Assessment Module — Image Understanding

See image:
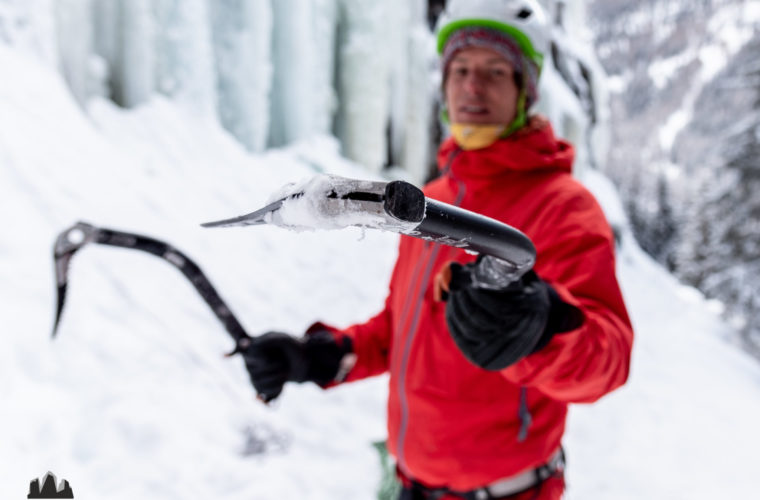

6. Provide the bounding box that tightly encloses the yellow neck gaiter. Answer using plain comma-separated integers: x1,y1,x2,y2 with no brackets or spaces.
450,123,507,150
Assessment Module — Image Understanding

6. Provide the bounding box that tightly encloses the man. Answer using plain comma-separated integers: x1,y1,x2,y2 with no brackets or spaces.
242,1,633,498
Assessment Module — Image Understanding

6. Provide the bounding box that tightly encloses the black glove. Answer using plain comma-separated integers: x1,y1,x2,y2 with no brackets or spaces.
445,261,583,371
241,330,352,402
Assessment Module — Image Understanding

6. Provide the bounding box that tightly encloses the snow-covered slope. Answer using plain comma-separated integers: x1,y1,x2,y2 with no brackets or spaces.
588,0,760,354
2,45,759,500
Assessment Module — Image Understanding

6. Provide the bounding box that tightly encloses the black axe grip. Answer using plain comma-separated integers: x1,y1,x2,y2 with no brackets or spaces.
383,180,536,276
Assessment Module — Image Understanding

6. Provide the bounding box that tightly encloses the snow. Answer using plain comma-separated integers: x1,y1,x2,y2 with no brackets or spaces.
3,16,760,500
536,51,591,175
251,174,420,234
569,177,760,499
604,73,629,94
577,168,628,232
0,43,394,500
0,0,58,65
656,1,760,152
648,50,695,90
660,108,692,151
580,256,760,498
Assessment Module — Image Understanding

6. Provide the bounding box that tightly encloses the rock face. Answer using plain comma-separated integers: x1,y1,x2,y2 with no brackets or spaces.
588,0,760,355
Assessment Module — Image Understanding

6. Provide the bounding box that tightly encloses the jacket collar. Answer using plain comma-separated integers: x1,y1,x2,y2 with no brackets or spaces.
438,116,575,182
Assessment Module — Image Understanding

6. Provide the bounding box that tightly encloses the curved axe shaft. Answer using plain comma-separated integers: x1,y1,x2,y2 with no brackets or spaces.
52,221,253,355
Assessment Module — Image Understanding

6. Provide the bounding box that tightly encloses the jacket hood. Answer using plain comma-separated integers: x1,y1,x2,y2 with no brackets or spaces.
438,116,575,181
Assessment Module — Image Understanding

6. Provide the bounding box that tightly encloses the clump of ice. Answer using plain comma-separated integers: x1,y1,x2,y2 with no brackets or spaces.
262,175,336,232
264,174,420,234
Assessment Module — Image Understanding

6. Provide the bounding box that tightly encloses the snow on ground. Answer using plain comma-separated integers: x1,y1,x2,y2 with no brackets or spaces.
2,45,760,500
566,243,760,499
0,44,394,500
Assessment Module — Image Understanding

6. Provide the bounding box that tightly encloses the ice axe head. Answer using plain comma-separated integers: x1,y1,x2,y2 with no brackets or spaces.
52,222,99,337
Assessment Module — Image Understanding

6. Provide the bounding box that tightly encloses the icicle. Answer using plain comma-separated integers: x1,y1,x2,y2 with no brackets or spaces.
153,0,216,118
268,0,317,147
113,0,155,107
210,0,273,152
334,0,392,172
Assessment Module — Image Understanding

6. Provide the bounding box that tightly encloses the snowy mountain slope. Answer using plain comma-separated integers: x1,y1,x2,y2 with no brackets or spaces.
2,44,760,500
567,171,760,498
589,0,760,356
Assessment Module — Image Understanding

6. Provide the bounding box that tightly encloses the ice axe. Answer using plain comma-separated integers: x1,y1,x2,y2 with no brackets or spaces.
52,176,535,402
202,174,537,289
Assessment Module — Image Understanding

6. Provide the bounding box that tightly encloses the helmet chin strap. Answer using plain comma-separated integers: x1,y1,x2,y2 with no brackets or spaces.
500,57,530,138
502,88,528,136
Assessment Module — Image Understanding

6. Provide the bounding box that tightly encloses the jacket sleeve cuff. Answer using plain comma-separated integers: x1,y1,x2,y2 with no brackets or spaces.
530,282,585,354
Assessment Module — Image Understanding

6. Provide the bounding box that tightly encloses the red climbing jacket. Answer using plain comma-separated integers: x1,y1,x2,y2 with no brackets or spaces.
321,118,633,493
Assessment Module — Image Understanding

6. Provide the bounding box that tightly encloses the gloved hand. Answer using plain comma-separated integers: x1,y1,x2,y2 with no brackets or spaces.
445,259,583,371
241,330,352,402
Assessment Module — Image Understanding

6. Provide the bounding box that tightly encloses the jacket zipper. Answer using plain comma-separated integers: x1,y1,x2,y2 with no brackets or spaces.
395,149,464,474
517,387,532,442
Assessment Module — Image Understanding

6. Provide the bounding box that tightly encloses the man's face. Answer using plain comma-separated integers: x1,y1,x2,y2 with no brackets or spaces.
444,47,520,125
